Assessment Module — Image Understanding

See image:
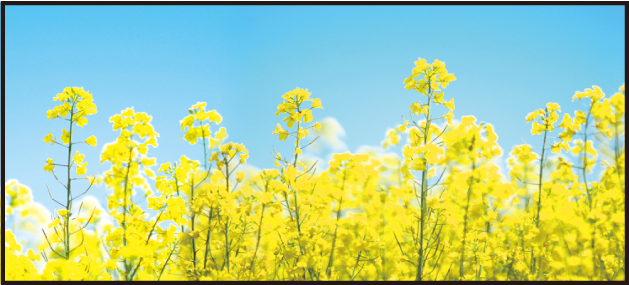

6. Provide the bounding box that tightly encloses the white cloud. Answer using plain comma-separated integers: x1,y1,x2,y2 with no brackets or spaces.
306,117,348,154
297,153,328,175
355,144,401,162
236,163,262,181
74,195,114,233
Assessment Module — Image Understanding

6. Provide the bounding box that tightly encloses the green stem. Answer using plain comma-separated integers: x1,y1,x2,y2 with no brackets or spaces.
327,173,346,278
293,118,304,241
191,178,197,275
459,159,476,279
582,104,593,210
65,107,74,260
122,145,134,281
415,79,433,281
128,212,163,280
200,121,208,171
531,110,549,275
204,207,214,269
292,107,311,280
536,121,548,229
582,104,596,278
158,243,177,281
223,156,231,273
381,191,387,280
249,179,270,280
173,163,185,234
350,234,367,280
613,123,623,194
477,221,491,280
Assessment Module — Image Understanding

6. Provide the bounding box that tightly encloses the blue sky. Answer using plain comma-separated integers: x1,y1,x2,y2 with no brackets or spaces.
5,5,625,225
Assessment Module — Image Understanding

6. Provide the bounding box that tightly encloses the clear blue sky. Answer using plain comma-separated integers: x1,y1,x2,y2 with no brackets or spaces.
5,5,625,220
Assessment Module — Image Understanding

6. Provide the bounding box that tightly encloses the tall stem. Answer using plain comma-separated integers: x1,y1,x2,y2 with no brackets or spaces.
415,80,432,281
531,116,549,275
293,116,303,238
197,118,208,170
65,107,74,260
350,234,367,280
204,207,214,270
327,173,346,278
531,109,549,274
223,156,231,272
613,123,622,192
198,118,209,273
536,116,549,229
460,159,476,279
122,145,134,280
582,105,593,211
249,198,267,279
381,190,387,280
191,178,197,274
292,107,310,280
582,105,597,278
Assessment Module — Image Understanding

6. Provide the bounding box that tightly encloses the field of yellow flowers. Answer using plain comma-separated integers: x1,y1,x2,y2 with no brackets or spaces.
4,57,625,281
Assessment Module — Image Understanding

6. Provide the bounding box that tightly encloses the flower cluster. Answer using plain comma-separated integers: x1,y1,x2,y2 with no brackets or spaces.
5,61,625,281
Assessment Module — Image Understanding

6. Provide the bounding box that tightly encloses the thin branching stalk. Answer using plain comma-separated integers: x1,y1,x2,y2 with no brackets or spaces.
582,104,598,278
64,106,75,260
204,207,215,270
350,234,367,280
415,80,432,281
122,145,134,280
249,178,270,280
223,156,231,273
531,110,550,275
190,178,198,275
327,172,346,278
128,212,164,280
460,138,476,279
158,241,179,281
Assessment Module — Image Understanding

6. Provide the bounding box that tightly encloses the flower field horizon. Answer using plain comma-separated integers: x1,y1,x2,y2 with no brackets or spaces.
5,57,625,280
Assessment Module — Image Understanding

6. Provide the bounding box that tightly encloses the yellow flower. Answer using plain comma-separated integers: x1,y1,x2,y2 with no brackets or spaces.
191,101,207,112
283,110,300,128
209,127,228,149
180,115,195,131
44,158,55,173
148,196,166,211
444,98,455,111
511,145,536,164
76,162,88,176
531,121,544,135
48,218,61,228
551,141,569,154
158,162,172,174
43,132,55,144
236,172,245,183
73,151,85,165
272,124,290,141
75,116,88,127
57,209,69,217
546,102,561,112
525,110,541,123
27,249,41,261
207,110,223,123
314,122,322,131
444,110,454,124
61,128,72,144
398,120,410,132
85,135,97,147
311,98,323,109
